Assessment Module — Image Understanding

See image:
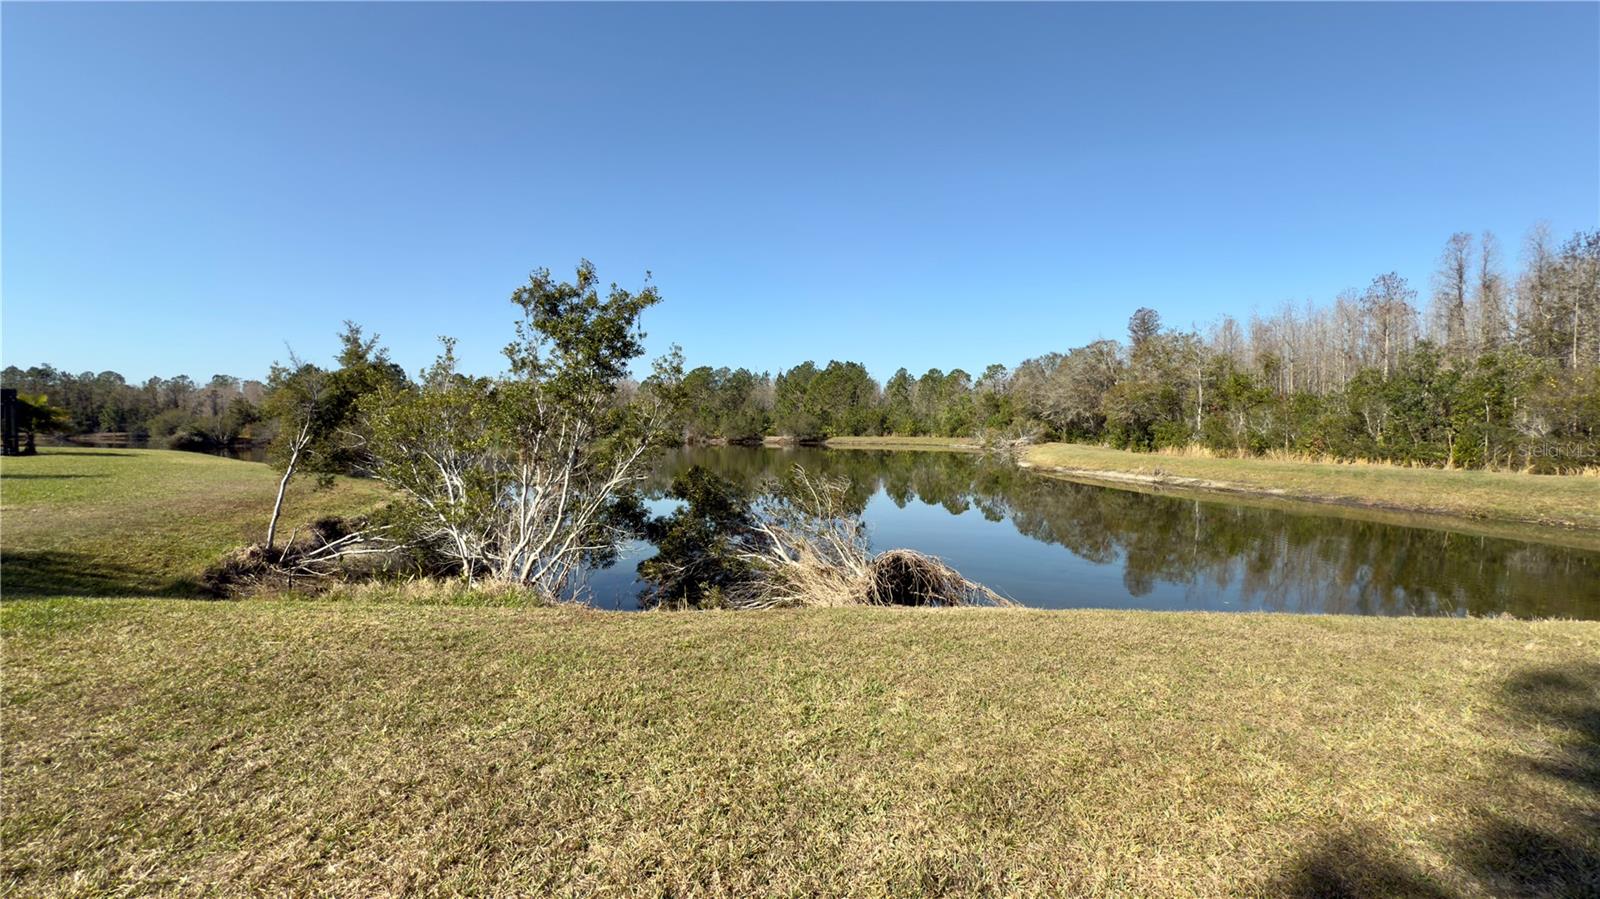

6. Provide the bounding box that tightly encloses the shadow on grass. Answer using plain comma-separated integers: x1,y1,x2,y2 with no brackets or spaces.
1270,663,1600,898
1271,829,1453,898
24,448,139,457
0,550,203,598
1,473,110,480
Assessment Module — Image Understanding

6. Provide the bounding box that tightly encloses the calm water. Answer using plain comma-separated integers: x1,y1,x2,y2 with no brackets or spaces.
587,446,1600,618
52,436,268,462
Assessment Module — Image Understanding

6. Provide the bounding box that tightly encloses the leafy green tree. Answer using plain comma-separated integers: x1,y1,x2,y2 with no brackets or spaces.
363,261,683,596
807,361,881,436
1452,348,1534,468
1127,307,1162,350
882,368,918,435
773,361,822,439
12,393,70,454
718,368,772,440
914,368,947,434
936,369,976,437
261,323,405,548
1202,362,1272,454
973,363,1016,432
1383,343,1461,465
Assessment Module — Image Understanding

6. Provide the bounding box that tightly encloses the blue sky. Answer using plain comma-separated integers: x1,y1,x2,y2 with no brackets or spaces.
3,2,1596,383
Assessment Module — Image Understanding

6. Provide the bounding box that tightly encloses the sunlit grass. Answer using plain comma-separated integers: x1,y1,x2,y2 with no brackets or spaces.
0,448,385,596
4,600,1597,896
822,435,982,452
1024,442,1600,532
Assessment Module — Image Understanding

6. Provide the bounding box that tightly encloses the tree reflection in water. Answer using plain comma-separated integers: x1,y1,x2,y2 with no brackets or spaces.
633,446,1600,619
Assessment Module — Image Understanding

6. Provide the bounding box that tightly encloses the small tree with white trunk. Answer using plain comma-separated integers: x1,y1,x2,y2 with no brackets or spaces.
362,261,683,599
262,324,404,550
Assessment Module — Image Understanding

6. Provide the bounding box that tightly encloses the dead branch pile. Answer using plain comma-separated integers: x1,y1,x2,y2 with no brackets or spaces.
863,548,1010,607
728,467,1013,610
979,426,1043,461
201,517,395,597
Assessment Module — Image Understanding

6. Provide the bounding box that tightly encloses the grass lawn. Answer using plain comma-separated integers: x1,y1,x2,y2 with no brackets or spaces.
823,435,983,452
0,448,385,597
1024,442,1600,533
4,602,1598,897
3,447,1598,896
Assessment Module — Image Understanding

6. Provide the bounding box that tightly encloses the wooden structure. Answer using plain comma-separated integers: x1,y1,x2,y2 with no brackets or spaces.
1,388,18,456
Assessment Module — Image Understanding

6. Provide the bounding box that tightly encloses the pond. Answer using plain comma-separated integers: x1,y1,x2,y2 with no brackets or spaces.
586,445,1600,618
51,436,268,463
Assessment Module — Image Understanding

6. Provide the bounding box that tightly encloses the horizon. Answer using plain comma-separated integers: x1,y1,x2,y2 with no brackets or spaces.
4,2,1597,383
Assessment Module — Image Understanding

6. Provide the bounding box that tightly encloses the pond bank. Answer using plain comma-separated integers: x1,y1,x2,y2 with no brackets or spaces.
1021,442,1600,536
742,435,983,451
817,435,983,452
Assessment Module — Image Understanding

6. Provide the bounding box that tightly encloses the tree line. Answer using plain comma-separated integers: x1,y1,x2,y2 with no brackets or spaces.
9,250,1592,602
5,224,1596,471
667,226,1598,470
0,366,267,451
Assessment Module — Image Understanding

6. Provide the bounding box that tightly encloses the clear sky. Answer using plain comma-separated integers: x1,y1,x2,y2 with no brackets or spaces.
3,2,1597,384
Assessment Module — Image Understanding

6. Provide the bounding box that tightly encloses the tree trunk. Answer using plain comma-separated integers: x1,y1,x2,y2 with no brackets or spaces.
265,443,300,550
266,418,312,550
1573,302,1581,369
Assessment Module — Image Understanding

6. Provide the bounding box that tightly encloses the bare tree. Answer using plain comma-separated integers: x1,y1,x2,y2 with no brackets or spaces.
1516,223,1558,358
261,353,329,550
1430,232,1473,359
1362,272,1417,378
1209,315,1247,366
1556,230,1600,368
1473,230,1509,353
1333,290,1364,388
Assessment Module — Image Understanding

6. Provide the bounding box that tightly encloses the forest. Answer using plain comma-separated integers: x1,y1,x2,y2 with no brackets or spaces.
665,226,1600,471
0,368,264,451
6,226,1597,471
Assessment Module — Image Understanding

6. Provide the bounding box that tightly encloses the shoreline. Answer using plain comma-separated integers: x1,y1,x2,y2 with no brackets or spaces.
1021,442,1600,541
815,435,982,452
692,436,1600,543
1018,460,1600,552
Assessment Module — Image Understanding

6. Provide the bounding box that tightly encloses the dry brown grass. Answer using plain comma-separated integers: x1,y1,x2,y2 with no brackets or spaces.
1024,442,1600,533
1153,443,1600,476
821,435,982,452
3,600,1597,897
732,468,1012,609
315,576,550,607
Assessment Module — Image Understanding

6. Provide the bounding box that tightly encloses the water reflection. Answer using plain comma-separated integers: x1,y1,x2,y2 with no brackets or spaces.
613,446,1600,619
50,436,268,463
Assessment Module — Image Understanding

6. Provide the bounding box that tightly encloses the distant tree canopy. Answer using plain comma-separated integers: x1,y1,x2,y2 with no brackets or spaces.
0,365,265,450
655,226,1600,471
6,225,1596,471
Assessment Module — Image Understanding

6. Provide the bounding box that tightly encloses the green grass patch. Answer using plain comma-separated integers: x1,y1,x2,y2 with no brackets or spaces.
3,600,1597,896
823,435,980,452
1024,442,1600,533
0,449,385,597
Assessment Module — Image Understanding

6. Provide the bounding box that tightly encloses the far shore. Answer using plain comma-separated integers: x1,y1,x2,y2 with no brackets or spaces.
1020,442,1600,539
729,436,1600,542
